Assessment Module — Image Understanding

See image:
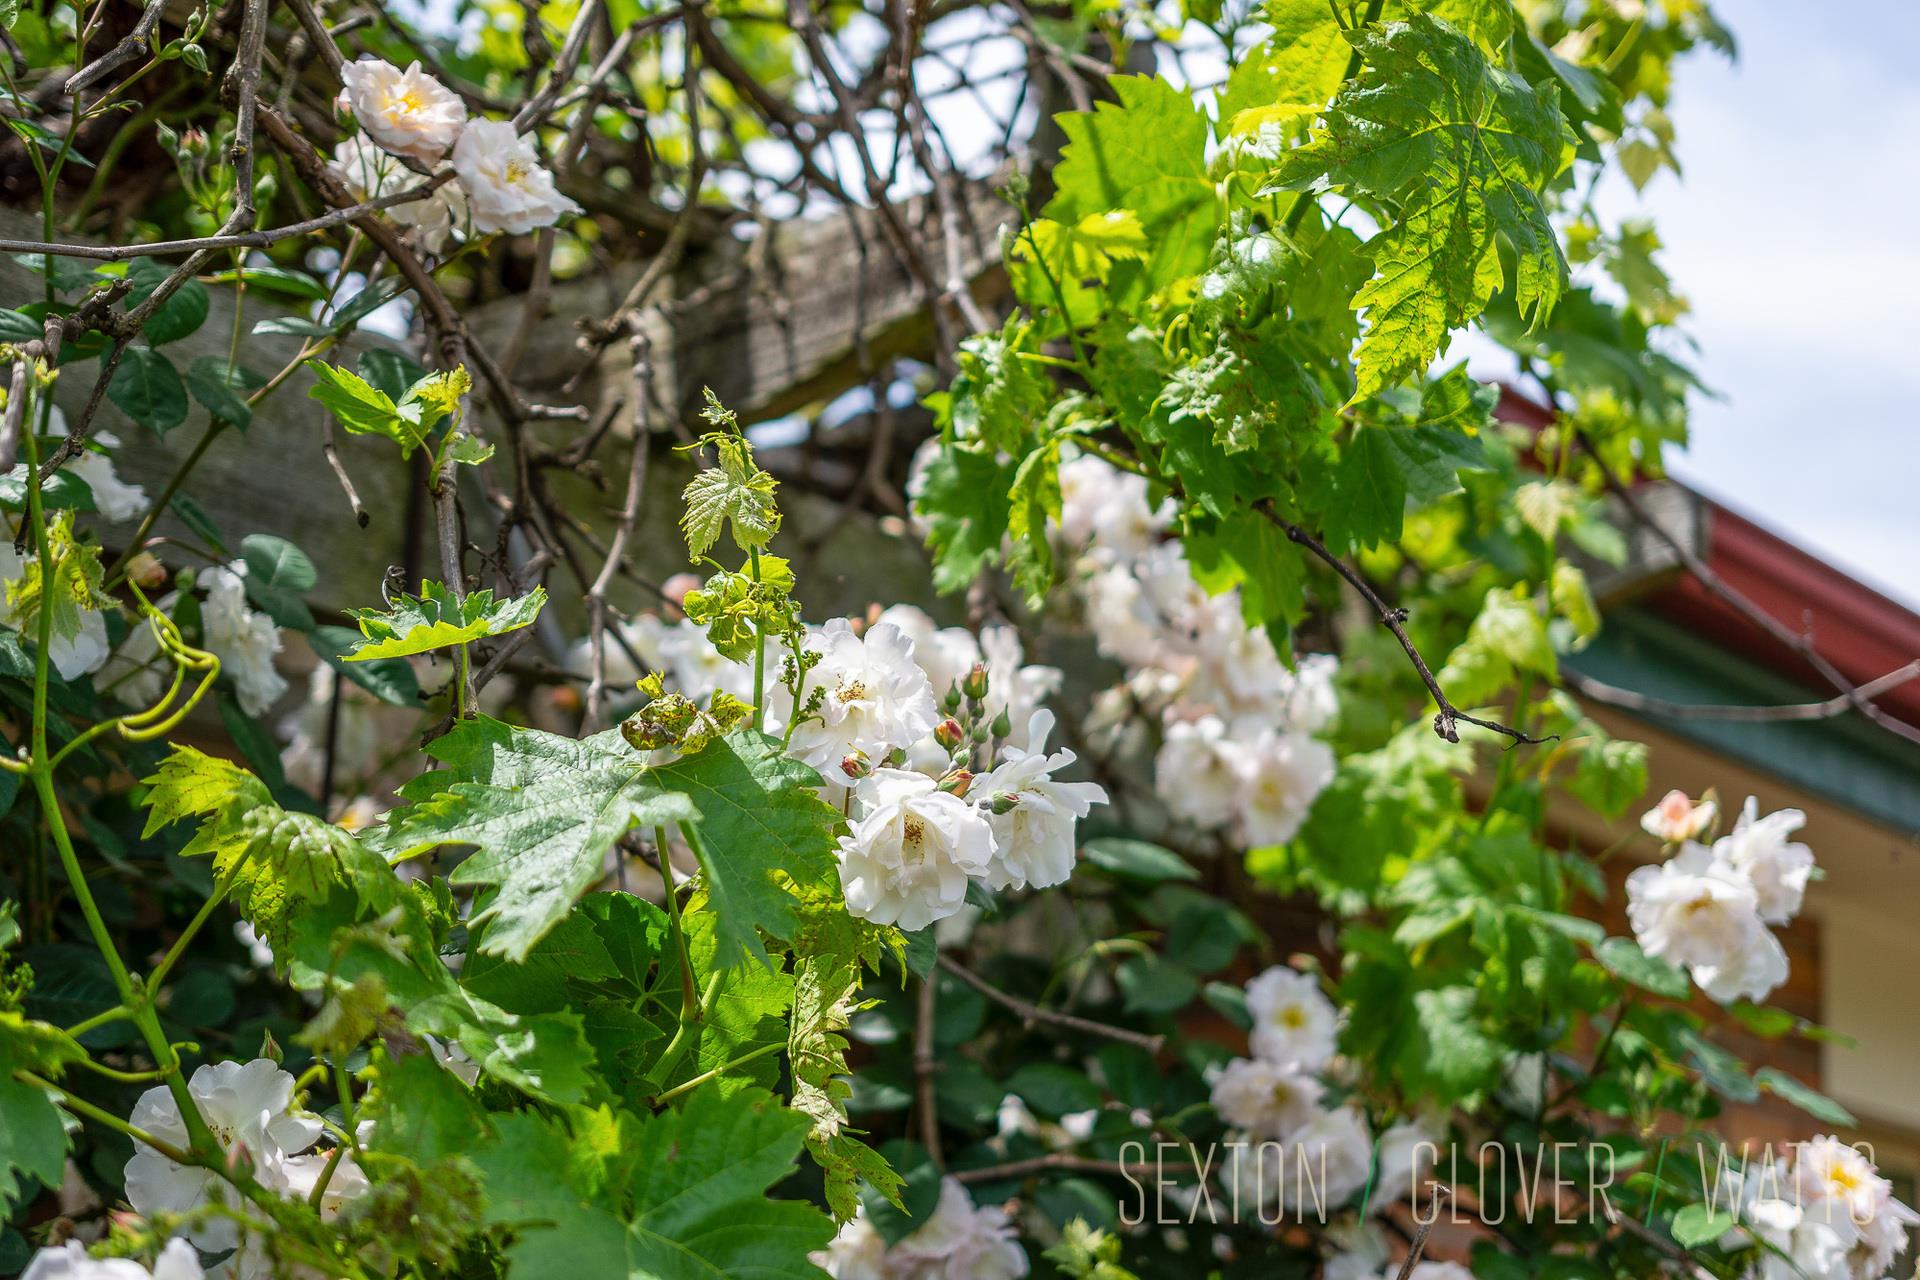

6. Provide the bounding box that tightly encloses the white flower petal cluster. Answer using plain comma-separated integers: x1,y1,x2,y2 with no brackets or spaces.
340,57,466,163
974,710,1107,891
1721,1138,1918,1280
278,663,387,797
837,768,994,930
452,119,583,236
337,58,576,238
1626,796,1814,1004
786,620,941,786
1245,965,1339,1069
1052,454,1339,847
124,1060,326,1251
328,133,469,254
812,1177,1028,1280
201,566,287,716
1225,1105,1373,1217
21,1239,203,1280
1209,1055,1324,1138
1715,797,1816,924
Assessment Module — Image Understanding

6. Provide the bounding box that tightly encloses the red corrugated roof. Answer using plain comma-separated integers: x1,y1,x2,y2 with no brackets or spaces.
1494,387,1920,730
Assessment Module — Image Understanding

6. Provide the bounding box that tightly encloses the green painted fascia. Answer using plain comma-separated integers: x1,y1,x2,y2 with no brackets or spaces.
1568,607,1920,835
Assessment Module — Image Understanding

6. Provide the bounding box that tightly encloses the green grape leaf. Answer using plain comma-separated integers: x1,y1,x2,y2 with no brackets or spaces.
651,733,842,970
1217,0,1349,126
473,1085,833,1280
790,954,901,1222
0,1009,86,1208
912,444,1016,594
304,359,436,457
373,723,834,967
140,746,399,945
1276,15,1569,398
626,1084,836,1277
680,434,781,558
370,717,700,962
311,624,421,706
344,582,545,661
1047,75,1218,289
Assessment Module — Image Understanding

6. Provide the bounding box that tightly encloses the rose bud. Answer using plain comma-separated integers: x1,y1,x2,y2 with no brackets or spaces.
961,663,989,701
933,718,965,751
937,769,973,798
840,750,872,781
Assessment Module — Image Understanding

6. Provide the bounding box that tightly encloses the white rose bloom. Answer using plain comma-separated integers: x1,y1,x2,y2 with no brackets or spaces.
452,118,581,235
1245,965,1339,1070
1791,1136,1919,1278
268,1145,370,1220
1714,797,1816,925
1277,1106,1374,1214
328,133,467,254
1081,563,1162,669
786,620,939,786
0,539,110,680
1278,653,1340,735
876,604,980,697
1721,1192,1852,1280
1154,715,1240,829
66,430,149,523
1625,843,1787,1003
892,1178,1029,1280
1640,788,1718,844
975,710,1107,891
201,566,286,716
1209,1056,1323,1140
836,769,994,930
125,1059,323,1251
1372,1119,1438,1211
21,1239,204,1280
1055,454,1170,563
810,1207,895,1280
1232,726,1335,848
1321,1218,1391,1280
340,57,466,164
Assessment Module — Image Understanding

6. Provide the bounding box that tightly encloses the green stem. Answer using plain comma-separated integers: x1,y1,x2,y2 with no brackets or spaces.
749,548,766,732
20,426,218,1157
656,826,697,1018
651,1039,783,1106
453,643,470,719
16,1070,191,1163
146,880,232,993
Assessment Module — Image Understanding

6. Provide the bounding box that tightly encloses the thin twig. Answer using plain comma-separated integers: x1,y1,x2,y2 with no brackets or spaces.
937,954,1167,1053
1563,662,1920,724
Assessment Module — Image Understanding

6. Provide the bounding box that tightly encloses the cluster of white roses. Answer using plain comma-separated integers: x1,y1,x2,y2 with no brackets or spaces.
1207,965,1433,1243
586,594,1103,931
329,58,579,249
1719,1136,1916,1280
18,1059,366,1280
812,1176,1028,1280
1626,791,1816,1004
1050,453,1339,849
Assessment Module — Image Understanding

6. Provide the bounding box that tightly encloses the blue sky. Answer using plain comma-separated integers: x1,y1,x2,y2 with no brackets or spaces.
1585,1,1920,606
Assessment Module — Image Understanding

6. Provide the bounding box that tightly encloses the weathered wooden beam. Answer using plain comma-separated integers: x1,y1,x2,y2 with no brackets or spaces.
467,178,1008,430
